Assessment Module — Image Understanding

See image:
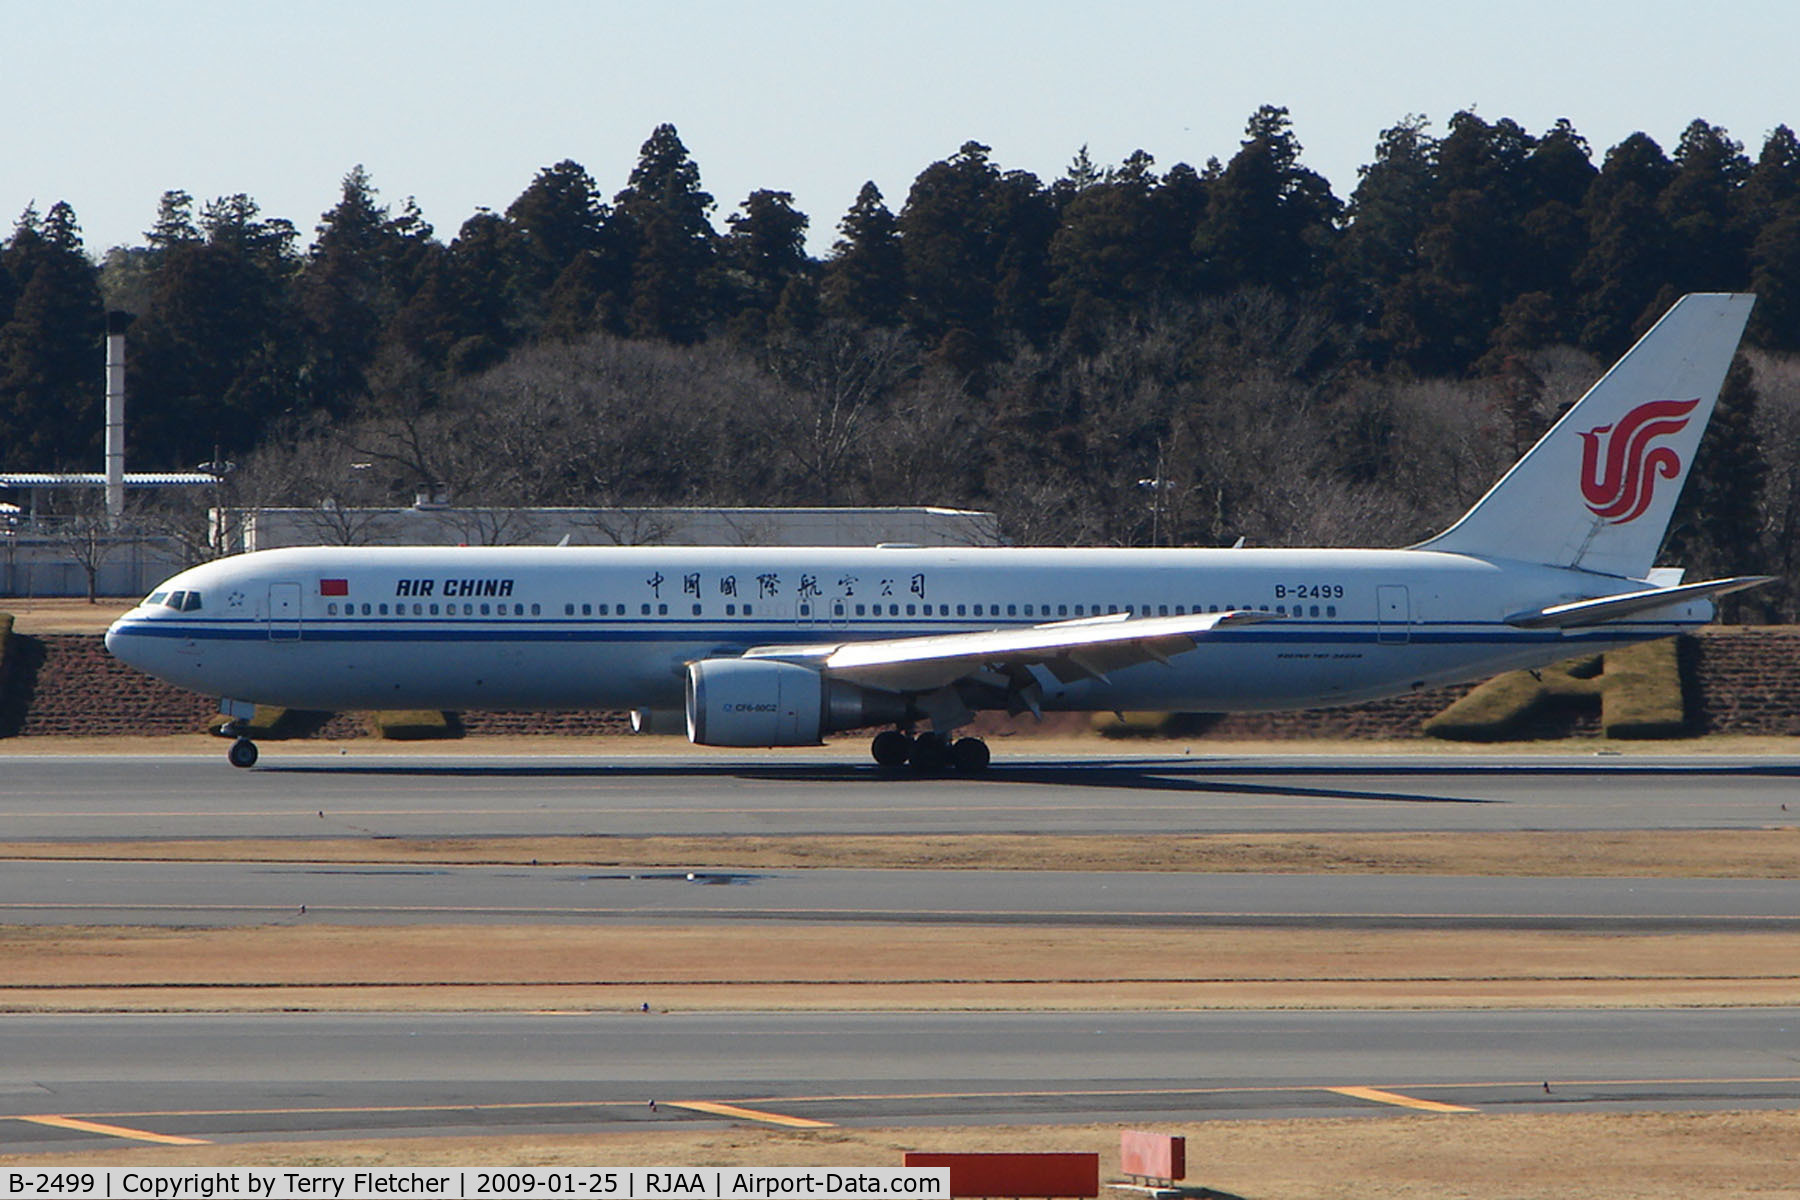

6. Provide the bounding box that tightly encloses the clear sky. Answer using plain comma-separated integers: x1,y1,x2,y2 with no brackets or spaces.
4,0,1797,258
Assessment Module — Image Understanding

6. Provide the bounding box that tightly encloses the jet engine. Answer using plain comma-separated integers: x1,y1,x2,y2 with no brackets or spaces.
685,658,908,747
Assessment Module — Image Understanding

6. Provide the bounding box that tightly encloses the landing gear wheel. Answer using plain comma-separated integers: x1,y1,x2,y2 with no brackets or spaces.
950,736,991,773
227,737,259,769
909,731,950,772
871,729,912,768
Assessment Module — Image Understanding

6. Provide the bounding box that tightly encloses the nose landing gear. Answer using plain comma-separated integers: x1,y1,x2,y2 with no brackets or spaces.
868,729,989,773
226,737,259,768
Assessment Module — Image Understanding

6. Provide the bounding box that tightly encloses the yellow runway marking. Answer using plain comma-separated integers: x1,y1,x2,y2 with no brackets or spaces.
665,1100,833,1128
15,1115,210,1144
1328,1086,1478,1113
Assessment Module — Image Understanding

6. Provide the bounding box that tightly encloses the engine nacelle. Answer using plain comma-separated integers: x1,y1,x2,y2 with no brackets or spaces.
685,658,908,747
630,708,687,735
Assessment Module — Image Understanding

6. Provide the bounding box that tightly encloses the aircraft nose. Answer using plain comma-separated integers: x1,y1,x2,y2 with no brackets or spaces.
103,615,130,661
104,612,150,670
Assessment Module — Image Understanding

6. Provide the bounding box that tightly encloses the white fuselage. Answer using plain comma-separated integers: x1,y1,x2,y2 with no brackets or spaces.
103,544,1712,717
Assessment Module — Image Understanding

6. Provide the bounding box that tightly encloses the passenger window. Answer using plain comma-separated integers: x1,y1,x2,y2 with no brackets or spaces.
956,604,966,616
1326,605,1337,617
430,603,440,615
744,603,754,616
327,602,338,615
692,603,703,615
1058,605,1068,616
905,603,915,615
1074,605,1084,616
1023,604,1033,617
360,603,370,615
379,603,389,615
641,603,651,616
727,603,737,616
481,603,492,616
582,603,592,616
1007,604,1017,616
855,604,865,616
564,603,574,616
657,603,667,615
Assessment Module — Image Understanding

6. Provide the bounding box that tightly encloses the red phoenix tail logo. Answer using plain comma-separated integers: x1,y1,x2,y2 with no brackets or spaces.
1577,397,1700,524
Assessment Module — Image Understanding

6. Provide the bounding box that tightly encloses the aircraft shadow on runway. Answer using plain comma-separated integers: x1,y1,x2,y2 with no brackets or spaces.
258,758,1506,806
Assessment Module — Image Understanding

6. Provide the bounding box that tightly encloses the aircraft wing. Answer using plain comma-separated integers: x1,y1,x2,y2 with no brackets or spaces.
745,609,1279,694
1504,575,1774,629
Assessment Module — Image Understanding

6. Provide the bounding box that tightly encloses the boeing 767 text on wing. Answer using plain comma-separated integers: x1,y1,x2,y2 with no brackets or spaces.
108,294,1769,771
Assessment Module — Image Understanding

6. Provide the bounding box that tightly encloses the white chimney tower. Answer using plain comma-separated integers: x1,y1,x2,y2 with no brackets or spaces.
104,311,132,526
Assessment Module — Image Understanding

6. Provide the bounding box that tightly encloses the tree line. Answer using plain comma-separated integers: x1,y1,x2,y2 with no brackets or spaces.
5,108,1800,616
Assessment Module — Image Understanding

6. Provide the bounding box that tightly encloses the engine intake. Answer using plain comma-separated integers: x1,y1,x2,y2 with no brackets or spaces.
686,658,907,747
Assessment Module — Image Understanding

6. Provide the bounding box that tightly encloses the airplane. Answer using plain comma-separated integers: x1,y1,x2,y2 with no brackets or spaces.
106,293,1770,772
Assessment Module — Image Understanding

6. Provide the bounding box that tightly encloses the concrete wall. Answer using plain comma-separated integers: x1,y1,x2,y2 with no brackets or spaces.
230,506,1004,551
0,535,191,599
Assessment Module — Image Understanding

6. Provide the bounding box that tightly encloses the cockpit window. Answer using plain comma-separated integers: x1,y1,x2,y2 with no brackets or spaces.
165,591,186,610
182,592,203,611
145,591,167,607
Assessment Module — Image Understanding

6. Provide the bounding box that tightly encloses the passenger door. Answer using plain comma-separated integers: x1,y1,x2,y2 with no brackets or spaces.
1376,584,1410,645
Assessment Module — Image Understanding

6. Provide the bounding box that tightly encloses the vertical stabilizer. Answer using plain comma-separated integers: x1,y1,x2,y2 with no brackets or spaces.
1420,293,1754,578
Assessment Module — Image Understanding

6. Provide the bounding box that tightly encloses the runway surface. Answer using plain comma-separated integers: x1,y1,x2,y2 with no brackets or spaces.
5,860,1799,930
4,1009,1798,1152
6,751,1798,1152
6,753,1800,840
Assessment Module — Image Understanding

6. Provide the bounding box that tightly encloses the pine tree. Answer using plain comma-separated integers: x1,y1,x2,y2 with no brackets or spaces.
506,160,608,302
1666,353,1765,613
0,202,105,468
900,141,1003,349
298,166,436,415
1660,120,1752,294
724,188,811,322
1050,149,1164,328
1335,114,1439,326
1575,133,1676,356
613,124,718,344
821,182,905,327
128,193,304,465
1193,105,1341,295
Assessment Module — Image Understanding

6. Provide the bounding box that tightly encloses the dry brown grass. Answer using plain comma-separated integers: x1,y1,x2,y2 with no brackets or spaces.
4,924,1798,1013
1,598,133,635
6,1113,1799,1199
6,828,1798,877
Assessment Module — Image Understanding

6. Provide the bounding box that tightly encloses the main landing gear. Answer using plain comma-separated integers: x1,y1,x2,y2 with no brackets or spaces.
870,729,990,773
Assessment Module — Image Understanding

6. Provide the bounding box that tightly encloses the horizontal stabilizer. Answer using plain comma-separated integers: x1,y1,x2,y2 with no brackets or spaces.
1504,576,1773,629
